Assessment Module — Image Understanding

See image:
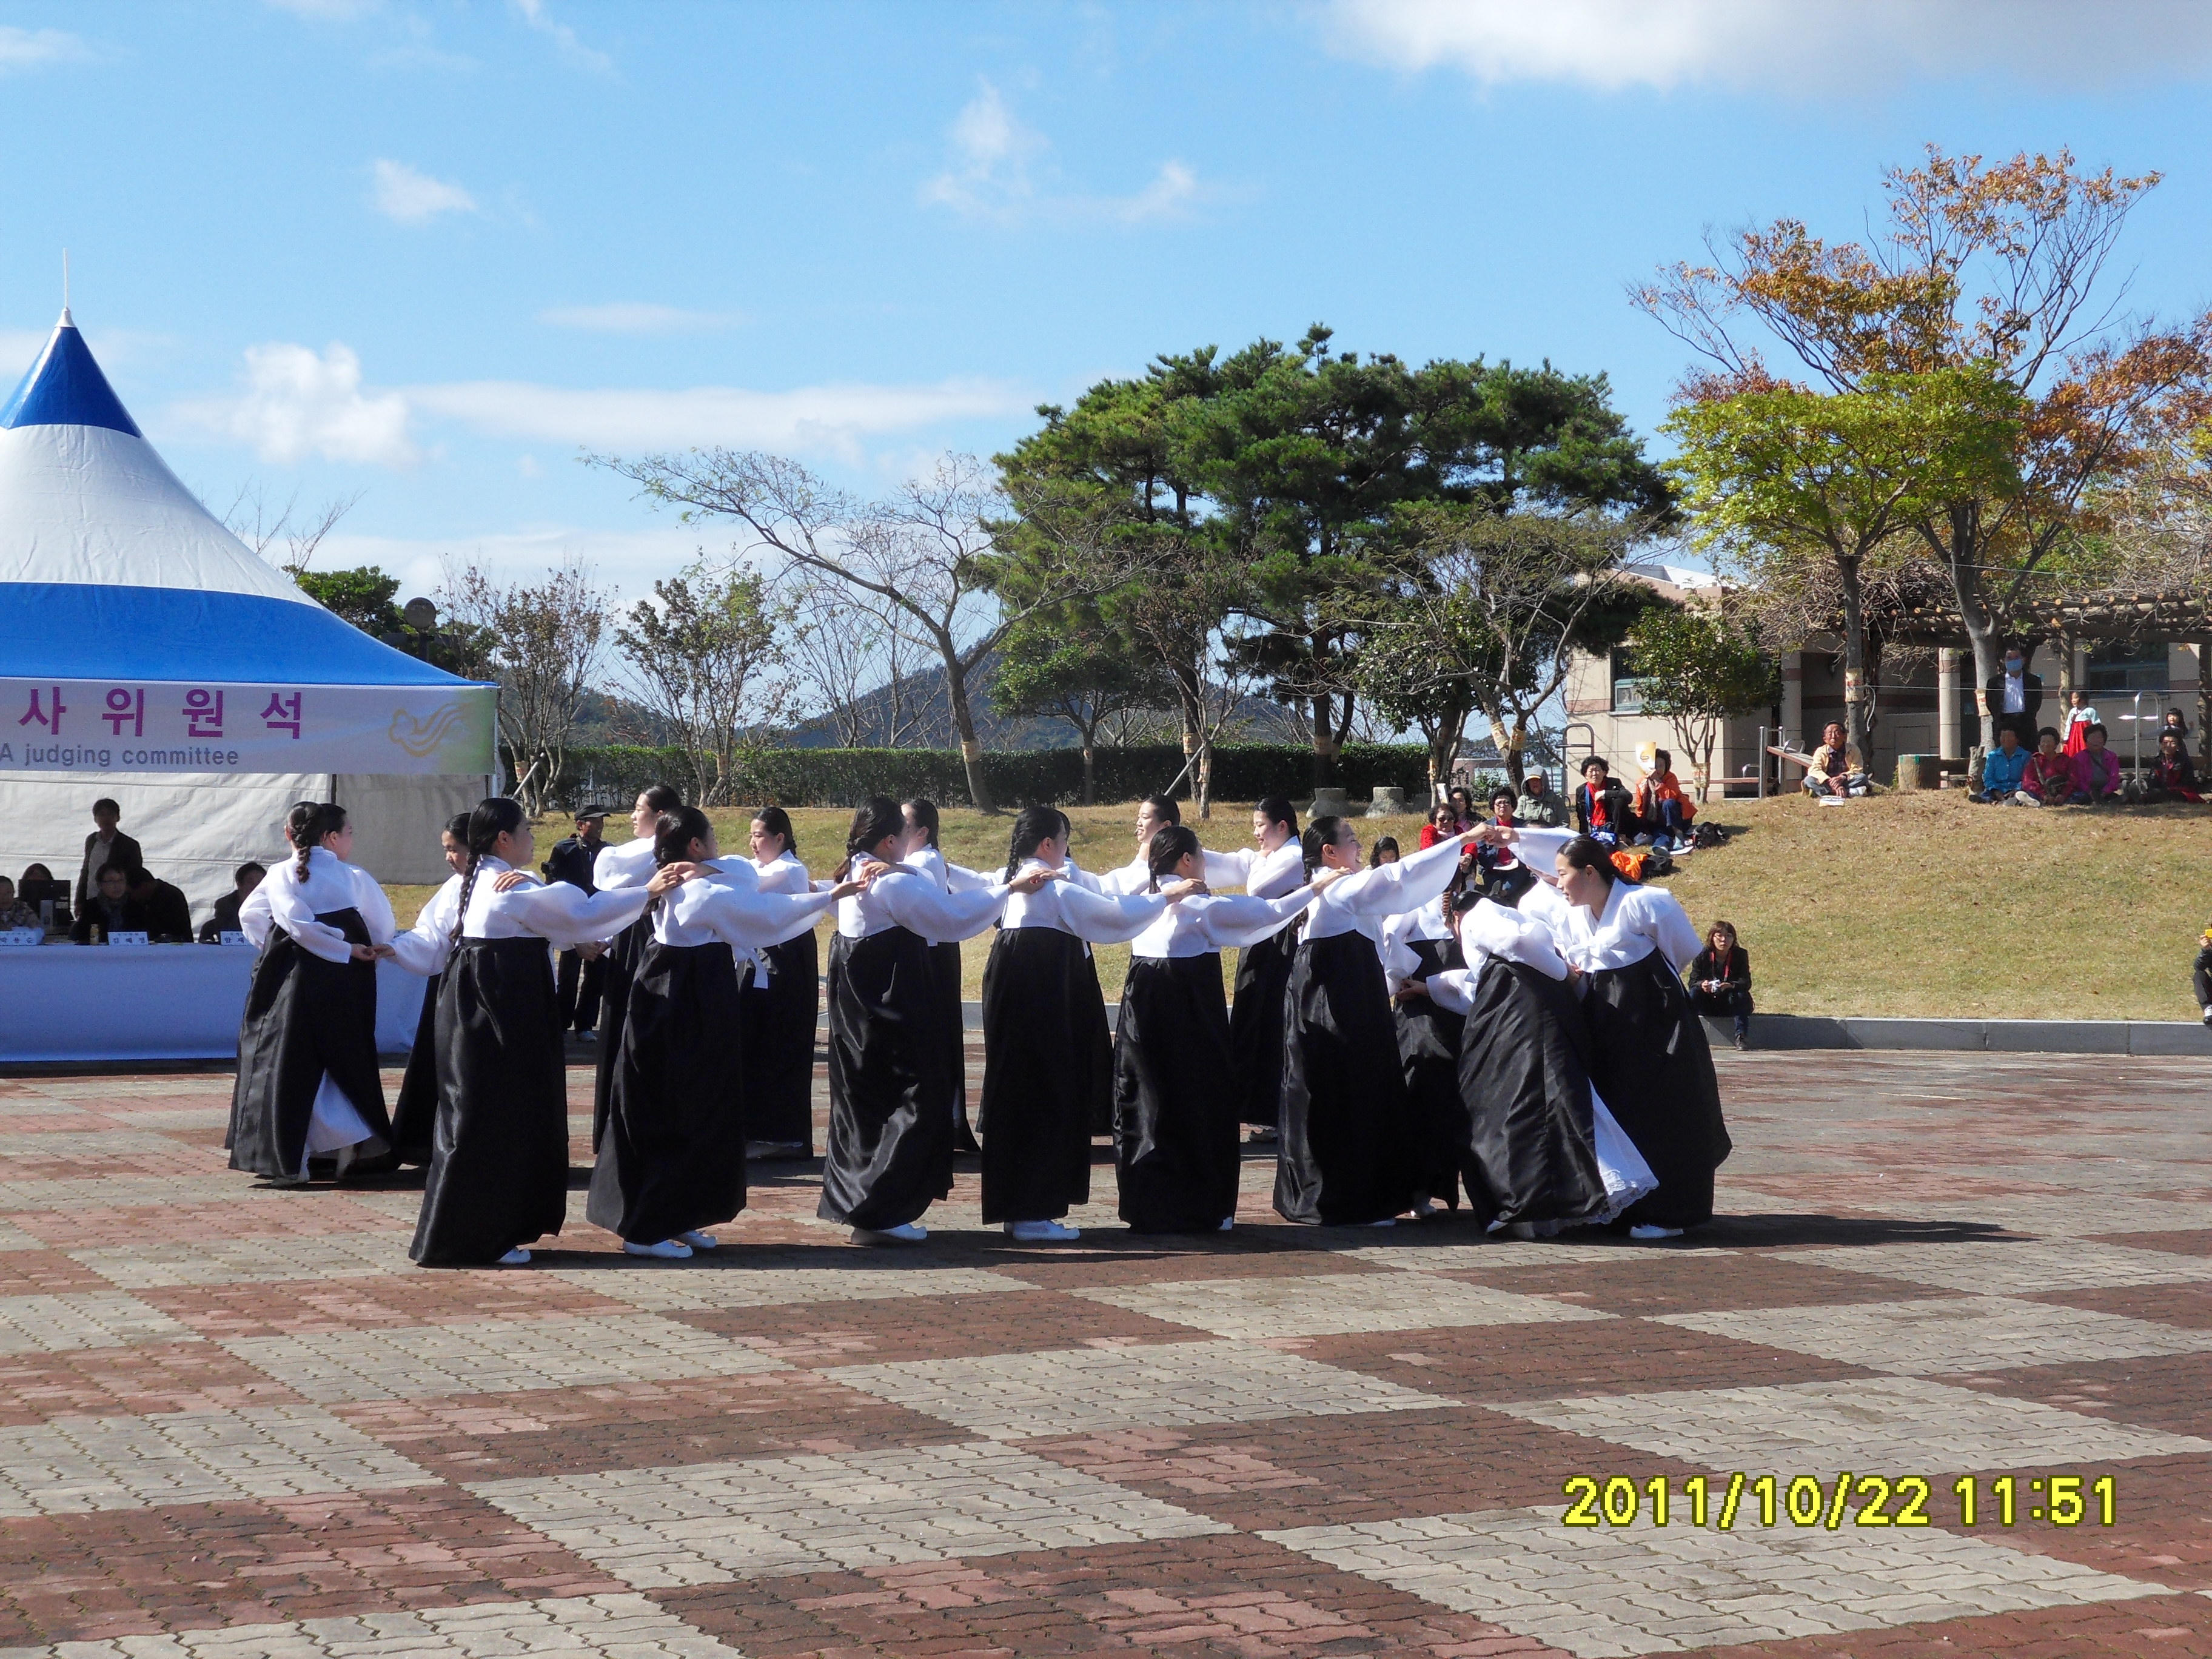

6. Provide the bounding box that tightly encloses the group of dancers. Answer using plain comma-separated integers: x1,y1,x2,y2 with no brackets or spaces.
223,785,1729,1267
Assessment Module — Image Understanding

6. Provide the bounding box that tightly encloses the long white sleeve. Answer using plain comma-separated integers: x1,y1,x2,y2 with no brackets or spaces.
668,879,838,951
262,873,354,964
1196,886,1321,950
1244,842,1307,899
1629,886,1704,974
592,837,658,891
385,877,461,977
1204,846,1255,887
494,879,656,950
1050,880,1171,944
1329,831,1471,919
945,861,992,894
238,882,274,951
1425,967,1477,1016
876,869,1012,942
1461,897,1570,981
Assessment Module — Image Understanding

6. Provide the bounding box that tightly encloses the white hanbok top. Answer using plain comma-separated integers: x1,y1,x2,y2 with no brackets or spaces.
836,865,1012,942
1303,831,1472,943
900,845,993,943
386,857,655,977
1424,897,1572,1016
652,865,838,963
1096,843,1261,896
999,861,1170,944
1378,897,1457,991
254,846,398,965
1129,886,1320,960
592,836,659,891
1535,875,1702,976
751,850,813,896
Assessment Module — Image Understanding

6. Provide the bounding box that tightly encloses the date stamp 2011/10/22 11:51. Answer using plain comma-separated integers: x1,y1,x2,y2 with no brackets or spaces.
1562,1472,2117,1531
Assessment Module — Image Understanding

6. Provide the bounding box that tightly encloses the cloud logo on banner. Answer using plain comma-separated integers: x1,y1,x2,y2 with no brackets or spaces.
389,705,466,757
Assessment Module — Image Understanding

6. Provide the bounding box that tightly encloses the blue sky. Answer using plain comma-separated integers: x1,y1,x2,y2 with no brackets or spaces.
5,0,2212,600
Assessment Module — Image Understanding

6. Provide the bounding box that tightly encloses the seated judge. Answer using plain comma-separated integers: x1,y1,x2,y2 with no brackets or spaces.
0,877,37,931
72,865,132,941
198,862,267,942
16,863,67,925
123,868,193,940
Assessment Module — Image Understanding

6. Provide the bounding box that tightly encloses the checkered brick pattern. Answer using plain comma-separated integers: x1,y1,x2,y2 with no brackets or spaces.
0,1048,2207,1658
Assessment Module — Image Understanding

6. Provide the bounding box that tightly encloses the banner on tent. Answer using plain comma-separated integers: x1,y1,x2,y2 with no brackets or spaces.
0,678,495,776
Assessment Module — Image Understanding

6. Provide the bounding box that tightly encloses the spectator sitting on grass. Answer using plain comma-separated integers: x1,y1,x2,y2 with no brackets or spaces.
1634,749,1697,848
1686,919,1753,1051
2023,727,2073,805
1475,788,1535,903
1515,771,1566,828
1572,757,1636,844
1975,726,2031,803
2140,731,2205,804
1417,800,1461,850
2069,723,2123,805
1802,723,1868,798
1367,836,1400,868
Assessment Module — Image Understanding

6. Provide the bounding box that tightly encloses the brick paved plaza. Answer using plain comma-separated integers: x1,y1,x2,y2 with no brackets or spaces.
0,1049,2206,1657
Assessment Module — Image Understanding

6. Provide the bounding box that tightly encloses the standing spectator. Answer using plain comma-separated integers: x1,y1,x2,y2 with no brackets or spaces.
2070,723,2123,805
1801,723,1868,798
1984,644,2043,747
1572,757,1635,843
1634,749,1697,848
2023,728,2073,804
2141,730,2204,803
1686,920,1753,1051
0,877,36,931
544,804,610,1041
122,868,193,940
1416,800,1461,850
1974,726,2031,802
1515,771,1566,827
76,798,142,911
2060,689,2098,757
199,862,267,941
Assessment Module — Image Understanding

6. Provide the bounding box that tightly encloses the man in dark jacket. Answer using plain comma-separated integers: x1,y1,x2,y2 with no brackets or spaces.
198,862,267,942
123,868,194,940
1983,645,2044,747
545,805,609,1037
76,799,144,910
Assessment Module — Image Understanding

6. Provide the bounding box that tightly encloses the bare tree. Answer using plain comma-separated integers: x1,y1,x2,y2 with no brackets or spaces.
439,555,611,816
616,565,786,805
595,449,1111,811
223,484,365,577
780,570,940,748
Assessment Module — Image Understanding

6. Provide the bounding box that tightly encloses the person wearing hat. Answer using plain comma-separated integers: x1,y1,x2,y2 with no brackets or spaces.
546,805,611,1039
1515,771,1566,828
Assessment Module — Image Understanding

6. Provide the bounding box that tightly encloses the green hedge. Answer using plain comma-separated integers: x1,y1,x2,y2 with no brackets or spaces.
552,743,1452,810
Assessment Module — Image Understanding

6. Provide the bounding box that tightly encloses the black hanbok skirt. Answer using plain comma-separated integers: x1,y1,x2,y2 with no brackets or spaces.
1460,959,1610,1228
1276,930,1418,1225
588,939,747,1244
740,930,819,1148
389,974,438,1166
1396,934,1469,1208
411,936,569,1266
819,926,954,1230
229,907,390,1181
1229,922,1297,1127
591,918,650,1148
931,939,975,1148
1583,952,1731,1228
1113,953,1241,1233
979,927,1107,1223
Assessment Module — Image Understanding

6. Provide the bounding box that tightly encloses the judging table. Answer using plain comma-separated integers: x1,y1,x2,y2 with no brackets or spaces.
0,943,427,1063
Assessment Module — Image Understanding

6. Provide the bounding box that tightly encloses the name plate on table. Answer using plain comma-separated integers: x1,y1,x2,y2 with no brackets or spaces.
218,931,247,947
105,931,150,947
0,928,39,947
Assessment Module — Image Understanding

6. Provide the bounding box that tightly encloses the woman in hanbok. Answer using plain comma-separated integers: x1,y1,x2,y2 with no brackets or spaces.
1412,857,1657,1236
823,797,1051,1243
900,797,984,1154
589,806,860,1258
979,806,1195,1241
1379,878,1472,1216
229,802,396,1184
388,813,472,1167
1275,819,1476,1226
1223,797,1305,1136
387,797,680,1267
1541,835,1729,1236
588,784,683,1147
740,806,820,1157
1115,825,1333,1234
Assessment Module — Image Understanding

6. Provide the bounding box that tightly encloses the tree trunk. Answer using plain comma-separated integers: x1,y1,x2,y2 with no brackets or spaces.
1835,552,1871,765
1310,695,1341,788
942,655,995,813
2199,640,2211,767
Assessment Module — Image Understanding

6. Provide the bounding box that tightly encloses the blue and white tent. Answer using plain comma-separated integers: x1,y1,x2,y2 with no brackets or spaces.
0,312,494,907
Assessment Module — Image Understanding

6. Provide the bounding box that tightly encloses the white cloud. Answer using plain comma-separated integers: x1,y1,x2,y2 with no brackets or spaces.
511,0,612,73
1324,0,2212,93
176,342,418,468
369,158,477,224
0,25,90,71
537,302,740,334
261,0,383,19
922,80,1205,225
407,377,1026,461
320,523,721,597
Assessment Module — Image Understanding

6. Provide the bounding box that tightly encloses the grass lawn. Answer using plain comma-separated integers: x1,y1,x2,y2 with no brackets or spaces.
381,790,2211,1021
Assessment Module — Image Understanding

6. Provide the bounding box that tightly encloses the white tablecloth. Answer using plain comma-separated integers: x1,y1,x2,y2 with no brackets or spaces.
0,945,427,1062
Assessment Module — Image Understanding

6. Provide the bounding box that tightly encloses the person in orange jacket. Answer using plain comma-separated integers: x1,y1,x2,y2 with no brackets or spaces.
1635,749,1698,849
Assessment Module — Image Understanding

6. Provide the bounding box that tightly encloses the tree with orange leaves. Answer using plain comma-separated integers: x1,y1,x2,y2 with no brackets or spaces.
1638,146,2212,748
